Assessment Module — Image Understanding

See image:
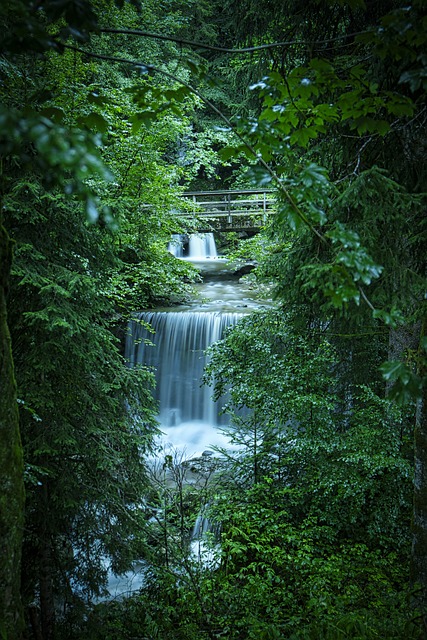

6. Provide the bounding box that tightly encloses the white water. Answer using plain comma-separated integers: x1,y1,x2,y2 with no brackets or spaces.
125,234,273,456
106,235,269,595
168,233,218,260
127,311,242,455
190,508,221,569
168,234,184,257
188,233,217,259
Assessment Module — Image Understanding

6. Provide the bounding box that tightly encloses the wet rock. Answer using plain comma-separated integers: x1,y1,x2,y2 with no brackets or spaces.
233,263,256,277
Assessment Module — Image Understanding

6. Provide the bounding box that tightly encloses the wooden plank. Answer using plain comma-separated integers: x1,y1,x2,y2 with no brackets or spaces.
182,189,274,197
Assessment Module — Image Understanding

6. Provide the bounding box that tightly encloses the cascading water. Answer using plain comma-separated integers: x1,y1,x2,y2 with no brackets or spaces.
190,506,221,568
168,233,218,260
126,311,242,453
104,234,272,594
188,233,217,259
125,232,272,455
168,234,184,257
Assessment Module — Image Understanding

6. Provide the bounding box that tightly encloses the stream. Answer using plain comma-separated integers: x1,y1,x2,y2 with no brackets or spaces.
104,234,271,598
125,234,273,457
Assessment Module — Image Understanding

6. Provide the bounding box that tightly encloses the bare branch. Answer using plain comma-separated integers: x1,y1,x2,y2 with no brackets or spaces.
359,286,376,311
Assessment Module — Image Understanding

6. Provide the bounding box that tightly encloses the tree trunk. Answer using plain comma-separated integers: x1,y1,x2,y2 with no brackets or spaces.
411,316,427,626
0,223,25,639
39,539,56,640
39,484,55,640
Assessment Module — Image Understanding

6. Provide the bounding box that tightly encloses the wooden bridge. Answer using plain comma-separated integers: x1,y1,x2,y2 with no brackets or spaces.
179,189,275,231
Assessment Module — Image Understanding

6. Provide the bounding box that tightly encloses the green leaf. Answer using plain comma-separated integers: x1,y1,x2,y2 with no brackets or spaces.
380,361,422,403
354,117,390,135
78,112,109,133
372,308,405,328
384,93,415,117
309,58,334,73
290,128,316,147
380,361,407,382
375,120,391,136
40,107,65,123
246,165,273,187
219,146,239,162
300,162,330,188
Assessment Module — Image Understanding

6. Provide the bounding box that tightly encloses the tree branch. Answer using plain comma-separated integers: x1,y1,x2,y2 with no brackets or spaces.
98,27,373,55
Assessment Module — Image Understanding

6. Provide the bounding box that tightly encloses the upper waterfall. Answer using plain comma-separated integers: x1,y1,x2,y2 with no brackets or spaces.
188,233,218,259
168,233,218,260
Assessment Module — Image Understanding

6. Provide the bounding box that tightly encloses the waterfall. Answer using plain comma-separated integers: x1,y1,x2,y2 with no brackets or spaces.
168,233,218,260
188,233,217,259
168,234,184,257
126,311,243,453
190,506,221,568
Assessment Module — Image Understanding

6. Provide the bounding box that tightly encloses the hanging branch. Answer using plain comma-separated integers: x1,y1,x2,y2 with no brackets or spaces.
97,27,373,55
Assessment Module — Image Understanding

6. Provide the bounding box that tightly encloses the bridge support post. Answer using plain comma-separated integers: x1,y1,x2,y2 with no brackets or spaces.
226,193,232,225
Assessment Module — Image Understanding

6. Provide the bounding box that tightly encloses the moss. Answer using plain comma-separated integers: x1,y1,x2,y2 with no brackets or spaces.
411,316,427,622
0,223,25,640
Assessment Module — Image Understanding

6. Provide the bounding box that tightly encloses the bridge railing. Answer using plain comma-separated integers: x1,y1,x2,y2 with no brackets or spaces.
180,189,275,229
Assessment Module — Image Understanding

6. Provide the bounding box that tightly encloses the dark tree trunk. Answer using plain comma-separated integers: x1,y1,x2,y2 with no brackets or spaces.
411,317,427,625
39,541,56,640
0,223,25,639
39,484,55,640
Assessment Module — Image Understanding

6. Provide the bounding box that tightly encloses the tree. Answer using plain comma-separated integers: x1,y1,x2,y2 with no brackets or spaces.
0,0,110,635
197,0,426,631
0,0,226,635
203,308,415,637
0,224,25,640
0,1,157,636
2,0,426,636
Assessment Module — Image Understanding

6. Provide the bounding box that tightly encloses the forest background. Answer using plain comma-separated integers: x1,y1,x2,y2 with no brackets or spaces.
0,0,426,639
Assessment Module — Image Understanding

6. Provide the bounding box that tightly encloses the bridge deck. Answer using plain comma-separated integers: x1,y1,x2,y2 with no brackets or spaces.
179,189,275,231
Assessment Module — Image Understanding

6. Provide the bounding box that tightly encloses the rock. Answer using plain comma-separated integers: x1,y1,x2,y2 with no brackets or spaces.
233,263,256,277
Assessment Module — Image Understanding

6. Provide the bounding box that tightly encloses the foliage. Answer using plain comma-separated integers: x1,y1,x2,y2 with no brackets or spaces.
5,186,157,615
83,309,416,639
0,0,210,635
1,0,427,638
216,1,427,402
203,310,414,638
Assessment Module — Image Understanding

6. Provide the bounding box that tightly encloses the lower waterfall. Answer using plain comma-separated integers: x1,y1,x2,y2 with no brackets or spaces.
106,242,272,595
126,310,243,454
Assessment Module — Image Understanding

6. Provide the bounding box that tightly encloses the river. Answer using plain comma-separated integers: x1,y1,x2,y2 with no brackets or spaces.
125,234,272,457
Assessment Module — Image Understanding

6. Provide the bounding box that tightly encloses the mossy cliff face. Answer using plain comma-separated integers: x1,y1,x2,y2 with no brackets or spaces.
0,223,25,639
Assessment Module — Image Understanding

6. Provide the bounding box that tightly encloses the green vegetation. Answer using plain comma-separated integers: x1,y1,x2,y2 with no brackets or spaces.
0,0,426,638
